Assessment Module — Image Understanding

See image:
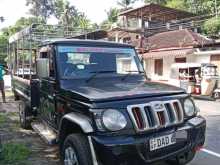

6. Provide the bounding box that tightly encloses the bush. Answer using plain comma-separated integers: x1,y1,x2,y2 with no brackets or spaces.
203,17,220,37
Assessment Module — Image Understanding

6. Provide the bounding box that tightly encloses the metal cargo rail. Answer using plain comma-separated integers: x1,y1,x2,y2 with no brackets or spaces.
8,24,103,80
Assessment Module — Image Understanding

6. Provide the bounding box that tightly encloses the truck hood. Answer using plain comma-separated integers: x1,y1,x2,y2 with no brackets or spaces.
61,78,185,102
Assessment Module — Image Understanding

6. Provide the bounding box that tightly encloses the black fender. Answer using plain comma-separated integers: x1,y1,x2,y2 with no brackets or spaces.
58,112,94,140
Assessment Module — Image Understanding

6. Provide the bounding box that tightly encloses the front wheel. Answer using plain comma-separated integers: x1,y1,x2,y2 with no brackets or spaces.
13,90,20,101
19,101,31,129
61,134,93,165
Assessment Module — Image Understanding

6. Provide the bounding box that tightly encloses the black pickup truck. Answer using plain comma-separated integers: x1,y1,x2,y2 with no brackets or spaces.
11,39,206,165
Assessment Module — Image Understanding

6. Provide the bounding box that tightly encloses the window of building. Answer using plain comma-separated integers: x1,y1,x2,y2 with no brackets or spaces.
154,59,163,76
175,57,186,63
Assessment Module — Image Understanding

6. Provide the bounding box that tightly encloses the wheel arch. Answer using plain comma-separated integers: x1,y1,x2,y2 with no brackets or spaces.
58,112,94,144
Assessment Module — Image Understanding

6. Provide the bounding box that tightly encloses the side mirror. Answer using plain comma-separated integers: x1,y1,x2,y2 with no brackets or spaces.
36,58,49,78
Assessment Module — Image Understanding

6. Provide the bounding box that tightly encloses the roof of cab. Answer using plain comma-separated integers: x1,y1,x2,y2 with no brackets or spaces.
42,39,134,48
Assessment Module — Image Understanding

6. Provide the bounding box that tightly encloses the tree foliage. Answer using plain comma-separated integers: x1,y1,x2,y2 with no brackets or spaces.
144,0,167,5
117,0,137,9
54,0,78,26
166,0,187,10
101,8,119,29
203,17,220,37
0,35,8,64
26,0,55,21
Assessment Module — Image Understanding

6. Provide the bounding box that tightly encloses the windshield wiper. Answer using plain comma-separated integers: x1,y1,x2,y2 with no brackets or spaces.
86,71,116,83
121,70,145,81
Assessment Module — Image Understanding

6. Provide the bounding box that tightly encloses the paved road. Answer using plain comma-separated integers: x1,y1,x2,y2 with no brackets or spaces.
189,100,220,165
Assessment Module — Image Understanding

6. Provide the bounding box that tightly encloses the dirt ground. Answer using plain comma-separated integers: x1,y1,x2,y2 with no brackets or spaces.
0,90,60,165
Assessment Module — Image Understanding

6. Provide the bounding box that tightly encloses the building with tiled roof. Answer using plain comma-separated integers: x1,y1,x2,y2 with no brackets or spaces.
141,29,220,82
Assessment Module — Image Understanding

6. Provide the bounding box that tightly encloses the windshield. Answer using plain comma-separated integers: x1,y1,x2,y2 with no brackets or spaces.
57,46,144,79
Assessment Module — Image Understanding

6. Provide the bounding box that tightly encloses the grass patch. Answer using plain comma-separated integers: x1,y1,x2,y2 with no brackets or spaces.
0,142,31,164
0,114,7,125
7,112,18,117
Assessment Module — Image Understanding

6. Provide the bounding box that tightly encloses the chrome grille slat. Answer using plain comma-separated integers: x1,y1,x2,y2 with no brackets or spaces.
127,100,184,132
165,101,178,124
139,105,150,129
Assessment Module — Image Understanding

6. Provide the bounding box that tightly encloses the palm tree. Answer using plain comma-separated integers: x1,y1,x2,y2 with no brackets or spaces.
117,0,137,9
107,8,119,24
101,8,119,29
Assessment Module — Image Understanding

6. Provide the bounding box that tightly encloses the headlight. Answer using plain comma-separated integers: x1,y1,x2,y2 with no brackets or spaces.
184,98,195,117
102,109,127,131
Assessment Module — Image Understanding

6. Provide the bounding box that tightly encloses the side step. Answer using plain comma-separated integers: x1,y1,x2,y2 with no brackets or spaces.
31,122,57,145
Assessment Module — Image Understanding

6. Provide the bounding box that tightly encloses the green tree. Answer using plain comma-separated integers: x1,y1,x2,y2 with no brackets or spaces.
0,35,8,64
166,0,187,10
184,0,220,15
101,8,119,29
107,8,119,24
144,0,167,5
54,0,91,29
26,0,55,21
117,0,137,9
203,17,220,37
78,13,91,29
2,17,45,36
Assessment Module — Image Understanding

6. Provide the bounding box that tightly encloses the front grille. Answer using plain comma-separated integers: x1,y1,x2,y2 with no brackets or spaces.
127,100,184,132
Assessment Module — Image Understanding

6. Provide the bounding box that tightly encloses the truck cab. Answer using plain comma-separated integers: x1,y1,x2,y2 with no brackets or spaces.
9,25,206,165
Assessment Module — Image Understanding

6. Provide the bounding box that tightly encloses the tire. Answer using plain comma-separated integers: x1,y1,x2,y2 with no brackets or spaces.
13,91,20,101
19,101,31,129
213,92,220,100
61,134,93,165
166,150,196,165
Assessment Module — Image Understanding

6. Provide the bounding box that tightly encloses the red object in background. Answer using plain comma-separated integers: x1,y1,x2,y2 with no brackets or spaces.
194,85,201,95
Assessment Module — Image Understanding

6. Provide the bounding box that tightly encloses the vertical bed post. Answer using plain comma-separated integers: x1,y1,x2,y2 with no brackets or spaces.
29,33,32,80
22,36,25,79
16,39,19,77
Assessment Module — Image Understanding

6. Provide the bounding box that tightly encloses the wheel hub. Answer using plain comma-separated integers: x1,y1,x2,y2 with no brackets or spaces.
64,147,79,165
19,103,25,123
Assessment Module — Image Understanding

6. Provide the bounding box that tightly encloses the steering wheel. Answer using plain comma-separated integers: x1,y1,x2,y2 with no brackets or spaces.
63,63,87,77
63,64,76,77
74,63,86,70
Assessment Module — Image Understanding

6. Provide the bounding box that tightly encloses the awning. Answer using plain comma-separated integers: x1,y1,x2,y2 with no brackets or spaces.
142,49,195,59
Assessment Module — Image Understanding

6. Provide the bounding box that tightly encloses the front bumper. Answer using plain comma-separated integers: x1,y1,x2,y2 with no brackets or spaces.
92,116,206,165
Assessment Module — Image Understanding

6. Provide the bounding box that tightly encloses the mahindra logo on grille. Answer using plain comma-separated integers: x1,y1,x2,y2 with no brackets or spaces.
153,103,164,111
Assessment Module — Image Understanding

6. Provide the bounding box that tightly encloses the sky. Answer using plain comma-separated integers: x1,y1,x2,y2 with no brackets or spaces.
0,0,144,29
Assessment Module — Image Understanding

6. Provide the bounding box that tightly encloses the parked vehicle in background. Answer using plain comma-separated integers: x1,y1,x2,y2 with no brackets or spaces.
9,24,206,165
169,63,220,100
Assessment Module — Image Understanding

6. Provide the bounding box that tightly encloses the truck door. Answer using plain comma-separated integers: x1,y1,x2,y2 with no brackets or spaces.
37,47,57,128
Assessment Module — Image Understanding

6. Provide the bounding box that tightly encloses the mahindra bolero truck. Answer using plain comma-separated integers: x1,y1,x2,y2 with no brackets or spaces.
10,39,206,165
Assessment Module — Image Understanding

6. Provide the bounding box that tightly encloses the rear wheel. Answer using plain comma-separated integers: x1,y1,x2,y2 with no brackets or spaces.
166,150,196,165
19,101,31,129
61,134,93,165
13,90,20,101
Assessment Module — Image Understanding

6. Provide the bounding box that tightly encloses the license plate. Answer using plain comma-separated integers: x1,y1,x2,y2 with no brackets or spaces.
149,134,176,151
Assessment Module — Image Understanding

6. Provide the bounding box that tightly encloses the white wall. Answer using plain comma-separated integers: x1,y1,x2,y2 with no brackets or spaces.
144,56,176,80
195,55,210,63
144,54,211,81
